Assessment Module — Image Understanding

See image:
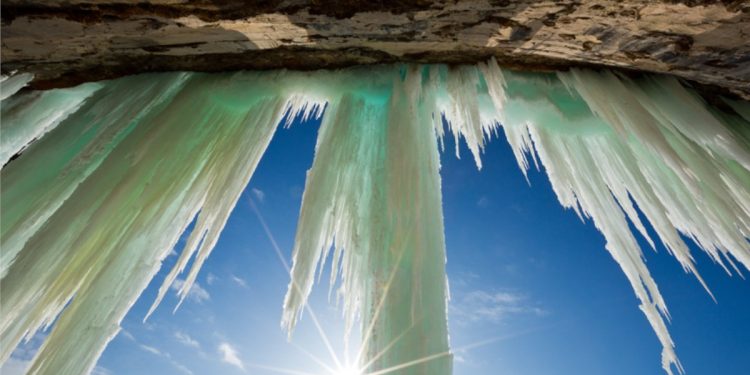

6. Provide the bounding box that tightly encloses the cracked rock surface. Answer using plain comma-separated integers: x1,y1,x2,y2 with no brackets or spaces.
2,0,749,98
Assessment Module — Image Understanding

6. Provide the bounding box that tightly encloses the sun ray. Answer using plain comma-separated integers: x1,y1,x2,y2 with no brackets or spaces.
352,230,410,367
360,324,553,375
249,197,344,370
452,324,552,353
359,319,419,372
247,363,320,375
290,341,340,375
363,351,451,375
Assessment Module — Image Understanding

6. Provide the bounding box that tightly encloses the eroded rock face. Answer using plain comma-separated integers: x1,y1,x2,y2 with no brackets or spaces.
2,0,749,98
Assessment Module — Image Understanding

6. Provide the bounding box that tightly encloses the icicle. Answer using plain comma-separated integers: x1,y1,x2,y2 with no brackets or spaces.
1,74,190,279
0,83,102,166
283,66,452,374
1,72,34,101
1,72,290,375
479,62,750,375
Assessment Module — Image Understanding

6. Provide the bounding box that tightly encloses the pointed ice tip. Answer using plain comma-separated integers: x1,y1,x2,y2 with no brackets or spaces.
521,171,531,186
281,312,300,339
173,296,186,314
143,306,157,323
689,268,717,303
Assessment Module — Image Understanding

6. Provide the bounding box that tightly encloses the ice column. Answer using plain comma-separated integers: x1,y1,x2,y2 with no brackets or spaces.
283,67,452,374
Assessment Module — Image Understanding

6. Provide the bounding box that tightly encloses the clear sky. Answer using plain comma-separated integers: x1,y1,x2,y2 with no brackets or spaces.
9,112,748,375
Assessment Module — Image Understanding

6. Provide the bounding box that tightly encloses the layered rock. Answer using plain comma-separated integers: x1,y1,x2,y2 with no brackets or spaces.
2,0,749,98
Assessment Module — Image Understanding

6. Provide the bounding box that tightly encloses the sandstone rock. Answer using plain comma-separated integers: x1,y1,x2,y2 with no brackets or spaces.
2,0,748,98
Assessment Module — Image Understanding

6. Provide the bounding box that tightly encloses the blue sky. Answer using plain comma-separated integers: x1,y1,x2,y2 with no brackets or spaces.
7,113,748,375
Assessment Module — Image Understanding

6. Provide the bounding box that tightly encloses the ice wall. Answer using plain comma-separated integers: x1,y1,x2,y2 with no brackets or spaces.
1,62,748,375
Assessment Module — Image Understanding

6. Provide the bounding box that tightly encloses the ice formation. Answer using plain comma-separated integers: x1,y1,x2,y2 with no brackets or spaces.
0,72,34,101
1,83,102,167
0,72,312,375
0,61,748,375
282,67,451,374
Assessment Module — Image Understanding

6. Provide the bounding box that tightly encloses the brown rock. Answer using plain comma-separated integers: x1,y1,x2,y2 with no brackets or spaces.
2,0,749,98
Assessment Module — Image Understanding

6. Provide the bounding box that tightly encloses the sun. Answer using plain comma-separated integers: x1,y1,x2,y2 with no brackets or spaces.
332,365,362,375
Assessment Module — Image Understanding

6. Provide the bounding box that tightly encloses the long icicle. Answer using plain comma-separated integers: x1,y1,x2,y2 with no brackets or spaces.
282,66,452,374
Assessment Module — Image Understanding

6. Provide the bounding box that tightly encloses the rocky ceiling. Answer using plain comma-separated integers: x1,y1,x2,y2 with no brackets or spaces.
2,0,749,99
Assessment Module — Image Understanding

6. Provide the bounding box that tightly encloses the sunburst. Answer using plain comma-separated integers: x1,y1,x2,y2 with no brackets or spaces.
249,196,525,375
